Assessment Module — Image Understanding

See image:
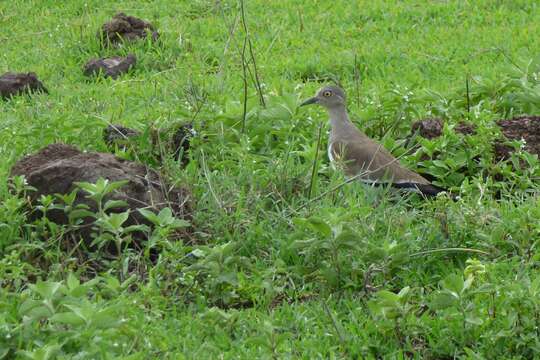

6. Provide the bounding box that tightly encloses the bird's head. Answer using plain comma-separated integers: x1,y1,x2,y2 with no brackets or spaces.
300,85,346,109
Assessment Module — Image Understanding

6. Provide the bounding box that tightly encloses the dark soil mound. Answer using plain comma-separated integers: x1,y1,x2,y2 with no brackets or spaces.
454,121,477,136
0,72,48,99
411,115,540,165
103,124,141,147
103,123,195,165
84,54,136,78
411,118,443,139
495,116,540,160
100,13,159,45
10,143,191,244
410,118,476,139
156,123,195,165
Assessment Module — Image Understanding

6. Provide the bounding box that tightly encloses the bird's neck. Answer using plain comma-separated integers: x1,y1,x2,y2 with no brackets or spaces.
327,106,357,140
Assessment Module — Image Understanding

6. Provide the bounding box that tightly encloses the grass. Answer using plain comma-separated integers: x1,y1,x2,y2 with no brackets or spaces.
1,0,540,358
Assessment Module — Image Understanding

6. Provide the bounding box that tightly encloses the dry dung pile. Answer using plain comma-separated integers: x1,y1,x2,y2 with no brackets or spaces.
10,143,192,245
103,123,195,165
100,13,159,46
84,54,137,78
0,72,48,99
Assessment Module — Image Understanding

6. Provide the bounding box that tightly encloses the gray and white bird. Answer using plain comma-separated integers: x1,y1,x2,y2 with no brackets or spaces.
300,85,446,197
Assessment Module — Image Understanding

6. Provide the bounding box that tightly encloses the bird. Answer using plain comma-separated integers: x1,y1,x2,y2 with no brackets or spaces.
300,85,448,197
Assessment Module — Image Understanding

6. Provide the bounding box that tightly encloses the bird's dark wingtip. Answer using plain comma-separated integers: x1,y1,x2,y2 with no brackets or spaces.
393,183,456,199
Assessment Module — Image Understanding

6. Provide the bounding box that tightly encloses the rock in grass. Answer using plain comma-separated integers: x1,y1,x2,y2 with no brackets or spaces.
83,54,137,79
10,143,192,244
100,13,159,46
0,72,48,99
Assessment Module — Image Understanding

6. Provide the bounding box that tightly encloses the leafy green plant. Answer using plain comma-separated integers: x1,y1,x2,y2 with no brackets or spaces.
139,207,190,253
290,216,362,290
429,264,488,347
74,178,129,220
2,1,540,358
183,242,254,308
0,176,34,250
1,274,138,359
368,286,413,345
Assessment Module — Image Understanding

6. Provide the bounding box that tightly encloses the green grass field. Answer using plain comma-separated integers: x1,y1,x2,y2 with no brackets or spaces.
2,0,540,358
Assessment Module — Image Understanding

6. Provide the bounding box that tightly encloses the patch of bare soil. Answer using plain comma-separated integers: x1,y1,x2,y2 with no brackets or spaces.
410,118,477,139
495,116,540,160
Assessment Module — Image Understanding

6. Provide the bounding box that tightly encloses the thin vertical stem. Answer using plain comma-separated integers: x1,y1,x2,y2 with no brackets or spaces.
239,0,265,107
307,123,324,201
354,54,361,107
466,75,471,118
241,35,248,133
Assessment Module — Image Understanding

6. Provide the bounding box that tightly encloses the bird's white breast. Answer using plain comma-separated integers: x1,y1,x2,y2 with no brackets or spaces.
327,143,335,163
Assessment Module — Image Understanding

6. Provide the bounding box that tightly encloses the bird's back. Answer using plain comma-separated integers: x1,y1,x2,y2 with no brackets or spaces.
329,123,430,185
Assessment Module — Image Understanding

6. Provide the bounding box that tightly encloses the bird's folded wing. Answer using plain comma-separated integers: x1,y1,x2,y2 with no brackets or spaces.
329,139,430,185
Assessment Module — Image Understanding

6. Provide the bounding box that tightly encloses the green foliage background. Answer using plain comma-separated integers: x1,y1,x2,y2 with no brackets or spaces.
1,0,540,358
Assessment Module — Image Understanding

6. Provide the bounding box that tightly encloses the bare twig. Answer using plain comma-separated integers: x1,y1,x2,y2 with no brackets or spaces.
322,301,348,347
241,33,249,134
183,80,208,125
200,149,225,211
410,247,490,257
239,0,265,107
466,75,471,118
217,4,241,90
353,54,361,107
307,123,324,201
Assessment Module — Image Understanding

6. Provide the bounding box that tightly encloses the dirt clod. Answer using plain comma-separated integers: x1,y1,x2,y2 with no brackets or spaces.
103,123,195,165
0,72,48,99
410,118,476,139
410,118,443,139
103,124,141,147
10,143,191,244
100,13,159,46
84,54,136,78
169,123,196,164
455,121,477,136
495,116,540,160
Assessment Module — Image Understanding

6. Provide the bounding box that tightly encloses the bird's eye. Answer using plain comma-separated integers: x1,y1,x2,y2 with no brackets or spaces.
323,91,332,97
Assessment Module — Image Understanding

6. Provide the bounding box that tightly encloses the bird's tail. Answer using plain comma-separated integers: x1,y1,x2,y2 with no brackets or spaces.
393,182,456,199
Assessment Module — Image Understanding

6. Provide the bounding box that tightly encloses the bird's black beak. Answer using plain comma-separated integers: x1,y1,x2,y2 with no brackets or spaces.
300,97,319,107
